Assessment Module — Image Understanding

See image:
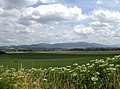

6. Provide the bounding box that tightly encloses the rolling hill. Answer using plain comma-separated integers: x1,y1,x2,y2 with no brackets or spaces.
0,42,120,50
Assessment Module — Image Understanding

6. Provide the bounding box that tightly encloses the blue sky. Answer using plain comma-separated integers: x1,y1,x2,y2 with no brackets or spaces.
0,0,120,46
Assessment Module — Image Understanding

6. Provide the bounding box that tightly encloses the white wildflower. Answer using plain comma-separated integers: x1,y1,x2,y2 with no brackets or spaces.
43,78,47,81
33,82,37,85
109,64,114,67
73,63,78,66
115,65,120,68
91,77,98,81
86,63,90,66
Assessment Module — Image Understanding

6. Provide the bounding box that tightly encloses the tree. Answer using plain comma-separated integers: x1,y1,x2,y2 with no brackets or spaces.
0,51,6,54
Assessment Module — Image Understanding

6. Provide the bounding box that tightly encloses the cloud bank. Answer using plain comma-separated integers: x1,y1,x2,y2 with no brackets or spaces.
0,0,120,46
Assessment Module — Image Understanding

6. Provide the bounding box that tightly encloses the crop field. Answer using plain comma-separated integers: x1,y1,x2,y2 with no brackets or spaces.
0,50,120,68
0,51,120,89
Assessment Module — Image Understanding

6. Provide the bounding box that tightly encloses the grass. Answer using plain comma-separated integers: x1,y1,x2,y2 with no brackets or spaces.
0,51,120,68
0,55,120,89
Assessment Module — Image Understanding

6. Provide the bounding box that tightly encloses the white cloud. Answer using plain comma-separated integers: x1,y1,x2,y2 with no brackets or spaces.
97,29,115,37
73,25,94,35
20,4,87,25
90,21,113,30
40,0,55,3
0,3,88,46
91,10,120,23
115,0,119,4
91,9,120,37
95,0,120,8
115,29,120,37
96,0,103,4
0,8,20,18
1,0,38,9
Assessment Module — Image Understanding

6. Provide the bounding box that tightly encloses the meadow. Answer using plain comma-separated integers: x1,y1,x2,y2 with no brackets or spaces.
0,51,120,89
0,50,120,68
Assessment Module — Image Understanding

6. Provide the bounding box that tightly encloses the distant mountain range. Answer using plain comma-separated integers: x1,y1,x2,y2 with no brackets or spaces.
0,42,120,50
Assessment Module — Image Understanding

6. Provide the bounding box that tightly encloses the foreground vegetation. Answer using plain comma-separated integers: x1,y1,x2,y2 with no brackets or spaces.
0,55,120,89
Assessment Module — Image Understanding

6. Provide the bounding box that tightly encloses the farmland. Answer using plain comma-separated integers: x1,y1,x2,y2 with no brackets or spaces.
0,51,120,89
0,50,120,68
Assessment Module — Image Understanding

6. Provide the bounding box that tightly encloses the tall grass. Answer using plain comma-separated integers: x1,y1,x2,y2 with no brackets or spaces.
0,55,120,89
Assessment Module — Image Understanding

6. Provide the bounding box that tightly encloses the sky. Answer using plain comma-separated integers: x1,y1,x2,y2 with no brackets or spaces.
0,0,120,46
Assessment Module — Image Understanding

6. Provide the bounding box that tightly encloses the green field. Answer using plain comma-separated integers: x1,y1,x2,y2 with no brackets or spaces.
0,51,120,68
